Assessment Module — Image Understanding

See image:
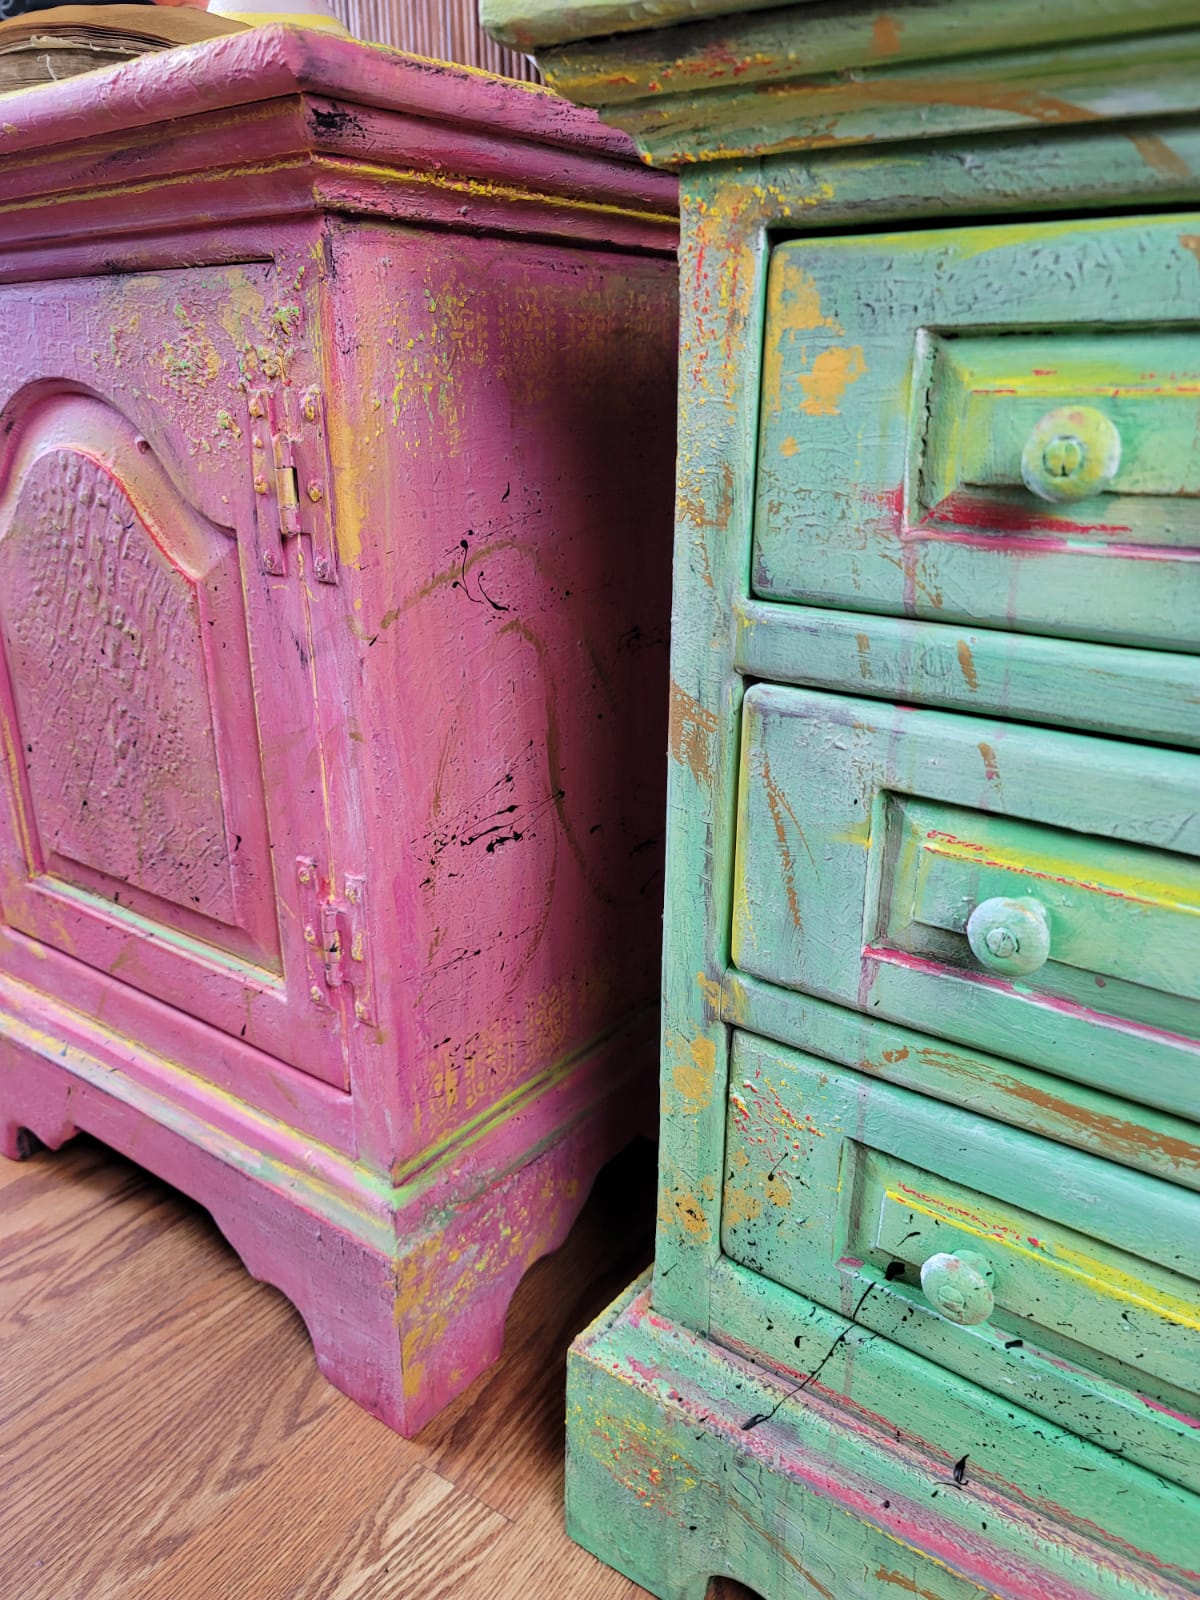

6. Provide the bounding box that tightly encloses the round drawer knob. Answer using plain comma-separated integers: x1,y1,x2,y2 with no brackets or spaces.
1021,406,1121,503
919,1250,995,1325
966,896,1051,978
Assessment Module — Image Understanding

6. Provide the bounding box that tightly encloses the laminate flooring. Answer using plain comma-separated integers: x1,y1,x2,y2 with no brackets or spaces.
0,1133,663,1599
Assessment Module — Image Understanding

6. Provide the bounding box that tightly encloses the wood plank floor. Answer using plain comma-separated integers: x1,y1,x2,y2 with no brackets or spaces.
0,1133,661,1599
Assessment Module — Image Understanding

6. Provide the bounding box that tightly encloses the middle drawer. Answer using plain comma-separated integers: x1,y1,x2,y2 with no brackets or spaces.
732,686,1200,1122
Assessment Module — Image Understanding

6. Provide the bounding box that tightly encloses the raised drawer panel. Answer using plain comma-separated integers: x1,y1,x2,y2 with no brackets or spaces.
732,685,1200,1120
755,215,1200,650
722,1031,1200,1490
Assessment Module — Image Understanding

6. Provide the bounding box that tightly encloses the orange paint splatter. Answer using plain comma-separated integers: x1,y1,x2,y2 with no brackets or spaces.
870,12,902,55
1128,134,1192,181
668,681,719,786
956,639,979,692
797,346,867,417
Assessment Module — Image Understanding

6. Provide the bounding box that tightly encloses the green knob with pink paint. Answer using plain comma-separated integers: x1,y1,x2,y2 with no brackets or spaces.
919,1250,996,1326
1021,405,1122,503
967,895,1052,977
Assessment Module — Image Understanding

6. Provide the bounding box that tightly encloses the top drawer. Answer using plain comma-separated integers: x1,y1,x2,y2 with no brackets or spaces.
755,214,1200,652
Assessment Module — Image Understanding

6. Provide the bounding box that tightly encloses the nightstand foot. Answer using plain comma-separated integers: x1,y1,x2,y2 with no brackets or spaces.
0,1005,655,1436
566,1278,1195,1600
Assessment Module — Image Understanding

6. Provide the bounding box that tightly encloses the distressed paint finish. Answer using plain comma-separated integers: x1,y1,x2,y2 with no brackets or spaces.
480,0,1200,1593
0,33,679,1434
755,223,1200,651
723,1033,1200,1492
498,0,1200,166
567,1279,1200,1600
732,687,1200,1117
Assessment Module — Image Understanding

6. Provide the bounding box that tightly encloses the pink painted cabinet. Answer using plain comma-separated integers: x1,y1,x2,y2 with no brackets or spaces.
0,29,678,1433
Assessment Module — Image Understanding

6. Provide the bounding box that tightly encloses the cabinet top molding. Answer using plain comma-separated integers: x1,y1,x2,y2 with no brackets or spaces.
0,24,677,251
478,0,1200,168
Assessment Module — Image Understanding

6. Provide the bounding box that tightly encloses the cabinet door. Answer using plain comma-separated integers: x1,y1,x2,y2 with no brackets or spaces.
0,269,349,1088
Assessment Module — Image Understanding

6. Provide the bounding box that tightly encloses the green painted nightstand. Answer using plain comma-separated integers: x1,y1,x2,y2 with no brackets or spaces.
480,2,1200,1595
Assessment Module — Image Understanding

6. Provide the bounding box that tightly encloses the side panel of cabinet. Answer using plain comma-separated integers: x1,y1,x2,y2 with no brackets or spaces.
320,221,678,1166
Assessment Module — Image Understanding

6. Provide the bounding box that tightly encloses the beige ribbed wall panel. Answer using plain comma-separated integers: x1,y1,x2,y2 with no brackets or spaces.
328,0,541,80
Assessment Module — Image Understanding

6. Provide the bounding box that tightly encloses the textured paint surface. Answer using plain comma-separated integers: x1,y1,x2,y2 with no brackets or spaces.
0,38,678,1434
756,223,1200,651
484,2,1200,1594
514,2,1200,167
565,1281,1200,1600
723,1033,1200,1493
733,687,1200,1118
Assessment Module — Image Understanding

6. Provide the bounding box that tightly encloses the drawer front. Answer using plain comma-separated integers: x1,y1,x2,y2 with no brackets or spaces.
732,686,1200,1120
755,214,1200,650
723,1032,1200,1490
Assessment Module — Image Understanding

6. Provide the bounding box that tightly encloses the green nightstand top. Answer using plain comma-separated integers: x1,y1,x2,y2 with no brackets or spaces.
481,0,1200,167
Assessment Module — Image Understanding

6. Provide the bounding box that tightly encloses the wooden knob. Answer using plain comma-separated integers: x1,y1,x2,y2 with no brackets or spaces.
1021,406,1121,503
966,896,1051,978
919,1251,995,1325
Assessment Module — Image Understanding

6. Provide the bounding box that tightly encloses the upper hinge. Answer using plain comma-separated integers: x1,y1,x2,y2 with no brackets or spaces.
297,857,375,1025
249,384,338,585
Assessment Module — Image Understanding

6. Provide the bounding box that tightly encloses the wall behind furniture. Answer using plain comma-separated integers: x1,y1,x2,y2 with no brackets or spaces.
329,0,539,79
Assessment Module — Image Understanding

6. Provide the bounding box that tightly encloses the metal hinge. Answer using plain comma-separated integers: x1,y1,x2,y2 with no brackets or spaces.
249,385,338,585
296,857,375,1024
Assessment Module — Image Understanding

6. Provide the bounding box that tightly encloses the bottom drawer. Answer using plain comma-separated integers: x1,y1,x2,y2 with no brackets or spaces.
722,1030,1200,1491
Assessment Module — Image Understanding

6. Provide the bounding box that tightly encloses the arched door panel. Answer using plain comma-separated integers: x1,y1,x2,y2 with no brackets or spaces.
0,269,350,1091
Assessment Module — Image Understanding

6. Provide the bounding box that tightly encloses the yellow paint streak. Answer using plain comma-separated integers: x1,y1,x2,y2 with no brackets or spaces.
417,968,622,1143
920,832,1200,917
779,435,798,457
892,1191,1200,1331
0,720,36,870
722,974,749,1028
832,815,874,850
671,1033,717,1114
697,970,722,1017
217,272,268,348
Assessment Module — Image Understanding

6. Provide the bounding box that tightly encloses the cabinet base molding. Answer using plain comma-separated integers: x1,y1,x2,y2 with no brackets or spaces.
566,1278,1197,1600
0,986,654,1437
